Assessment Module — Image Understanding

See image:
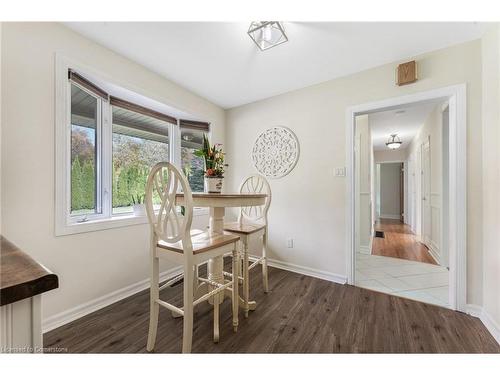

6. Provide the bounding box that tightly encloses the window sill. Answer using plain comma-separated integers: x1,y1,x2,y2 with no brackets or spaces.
55,207,210,236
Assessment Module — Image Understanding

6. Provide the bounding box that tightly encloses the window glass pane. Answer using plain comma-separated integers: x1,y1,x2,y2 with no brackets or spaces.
181,128,206,192
112,106,170,214
70,83,98,215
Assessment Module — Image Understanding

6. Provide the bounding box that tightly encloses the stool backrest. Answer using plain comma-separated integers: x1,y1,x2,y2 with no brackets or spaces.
238,174,271,225
145,162,193,244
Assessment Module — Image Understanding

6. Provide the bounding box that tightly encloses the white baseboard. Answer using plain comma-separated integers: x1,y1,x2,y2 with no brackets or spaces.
358,246,371,255
465,304,500,345
380,214,401,220
42,266,183,333
465,304,483,317
427,245,441,265
262,257,347,285
481,310,500,345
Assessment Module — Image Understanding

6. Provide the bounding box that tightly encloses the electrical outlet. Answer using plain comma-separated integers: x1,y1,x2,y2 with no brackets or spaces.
286,238,294,248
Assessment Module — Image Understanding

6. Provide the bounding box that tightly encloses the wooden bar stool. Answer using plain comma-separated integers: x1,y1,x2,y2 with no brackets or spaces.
145,162,240,353
224,174,271,317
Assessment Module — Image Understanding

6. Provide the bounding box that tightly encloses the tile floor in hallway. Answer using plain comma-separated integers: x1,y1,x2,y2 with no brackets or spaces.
355,252,449,308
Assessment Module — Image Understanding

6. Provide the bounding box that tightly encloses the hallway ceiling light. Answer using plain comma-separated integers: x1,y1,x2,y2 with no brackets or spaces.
386,134,403,149
248,22,288,51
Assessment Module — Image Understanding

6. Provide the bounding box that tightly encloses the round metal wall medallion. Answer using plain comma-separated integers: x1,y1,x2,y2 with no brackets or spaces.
251,127,299,179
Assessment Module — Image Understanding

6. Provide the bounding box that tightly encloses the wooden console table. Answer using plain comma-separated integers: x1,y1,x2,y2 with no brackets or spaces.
0,236,59,353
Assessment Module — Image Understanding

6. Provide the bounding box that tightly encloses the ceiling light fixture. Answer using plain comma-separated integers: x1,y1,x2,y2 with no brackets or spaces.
248,21,288,51
386,134,403,149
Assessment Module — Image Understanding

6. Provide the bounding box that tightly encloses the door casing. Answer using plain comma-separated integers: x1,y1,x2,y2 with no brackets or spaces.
345,84,467,312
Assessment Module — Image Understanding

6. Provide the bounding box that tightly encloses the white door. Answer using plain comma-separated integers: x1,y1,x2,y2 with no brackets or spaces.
421,139,432,247
407,157,415,231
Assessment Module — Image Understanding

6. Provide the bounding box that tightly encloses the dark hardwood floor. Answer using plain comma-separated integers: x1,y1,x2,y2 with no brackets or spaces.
44,264,499,353
372,219,437,265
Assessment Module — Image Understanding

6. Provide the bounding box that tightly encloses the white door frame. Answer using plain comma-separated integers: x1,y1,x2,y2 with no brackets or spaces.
345,84,467,312
421,137,431,248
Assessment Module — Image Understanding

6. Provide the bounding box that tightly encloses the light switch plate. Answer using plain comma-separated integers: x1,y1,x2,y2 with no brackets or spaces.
335,167,346,177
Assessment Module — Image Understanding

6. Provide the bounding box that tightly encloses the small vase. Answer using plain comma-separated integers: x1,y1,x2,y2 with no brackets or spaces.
204,177,223,193
133,203,146,216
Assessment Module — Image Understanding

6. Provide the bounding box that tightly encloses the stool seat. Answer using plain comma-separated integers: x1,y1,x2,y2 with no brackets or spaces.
157,230,239,254
224,222,266,235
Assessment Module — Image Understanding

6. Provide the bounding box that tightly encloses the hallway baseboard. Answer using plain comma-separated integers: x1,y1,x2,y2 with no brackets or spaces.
466,304,500,345
358,246,371,255
380,214,401,220
427,245,441,265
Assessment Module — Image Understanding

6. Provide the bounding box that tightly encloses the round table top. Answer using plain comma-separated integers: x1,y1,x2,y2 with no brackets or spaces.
175,192,267,208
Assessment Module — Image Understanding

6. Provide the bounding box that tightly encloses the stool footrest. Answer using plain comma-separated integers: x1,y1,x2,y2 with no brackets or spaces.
248,256,265,270
159,273,184,291
223,271,244,281
193,278,234,306
156,299,184,316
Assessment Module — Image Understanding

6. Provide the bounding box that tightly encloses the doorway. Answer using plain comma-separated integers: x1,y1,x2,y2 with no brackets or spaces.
421,138,431,247
346,85,467,312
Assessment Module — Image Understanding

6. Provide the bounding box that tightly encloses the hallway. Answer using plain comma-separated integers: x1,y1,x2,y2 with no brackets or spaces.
354,218,449,308
372,219,437,265
355,253,449,307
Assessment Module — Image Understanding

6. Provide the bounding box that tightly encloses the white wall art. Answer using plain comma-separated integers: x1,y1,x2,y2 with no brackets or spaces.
251,127,300,178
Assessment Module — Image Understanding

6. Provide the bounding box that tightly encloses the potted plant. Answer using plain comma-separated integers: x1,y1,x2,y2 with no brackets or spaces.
132,193,146,216
194,134,228,193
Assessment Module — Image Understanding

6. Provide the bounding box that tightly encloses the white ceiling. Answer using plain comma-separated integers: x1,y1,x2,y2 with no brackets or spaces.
64,22,485,109
368,100,443,151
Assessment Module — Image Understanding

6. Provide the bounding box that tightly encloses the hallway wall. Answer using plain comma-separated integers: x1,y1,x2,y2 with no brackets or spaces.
406,102,445,264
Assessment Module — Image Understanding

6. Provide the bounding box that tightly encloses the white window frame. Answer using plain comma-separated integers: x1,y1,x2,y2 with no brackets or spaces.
66,81,107,224
178,122,211,215
55,55,209,236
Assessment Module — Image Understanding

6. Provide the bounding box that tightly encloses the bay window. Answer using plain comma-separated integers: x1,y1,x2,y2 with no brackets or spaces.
56,59,211,235
111,99,173,214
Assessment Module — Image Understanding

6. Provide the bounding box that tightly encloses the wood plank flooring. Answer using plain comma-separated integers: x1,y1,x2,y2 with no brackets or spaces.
44,264,499,353
372,219,437,265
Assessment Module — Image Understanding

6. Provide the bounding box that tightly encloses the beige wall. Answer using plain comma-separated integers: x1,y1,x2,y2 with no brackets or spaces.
226,39,483,305
481,25,500,332
374,149,407,163
1,23,225,322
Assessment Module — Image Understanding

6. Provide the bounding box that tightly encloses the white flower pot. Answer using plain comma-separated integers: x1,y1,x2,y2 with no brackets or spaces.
204,177,223,193
133,203,146,216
